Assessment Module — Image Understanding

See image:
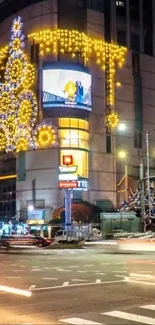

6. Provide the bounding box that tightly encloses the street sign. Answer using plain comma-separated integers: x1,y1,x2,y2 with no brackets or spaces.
58,181,78,189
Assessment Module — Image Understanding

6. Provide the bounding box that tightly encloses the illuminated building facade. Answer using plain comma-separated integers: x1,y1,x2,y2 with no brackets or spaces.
0,0,154,220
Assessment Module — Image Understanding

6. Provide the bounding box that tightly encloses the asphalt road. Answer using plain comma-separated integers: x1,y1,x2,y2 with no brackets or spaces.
1,249,155,324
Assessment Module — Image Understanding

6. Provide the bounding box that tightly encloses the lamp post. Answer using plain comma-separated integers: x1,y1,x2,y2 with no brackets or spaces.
146,131,151,219
145,129,155,219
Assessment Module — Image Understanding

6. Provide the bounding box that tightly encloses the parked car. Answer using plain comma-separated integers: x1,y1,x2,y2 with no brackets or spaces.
0,235,52,249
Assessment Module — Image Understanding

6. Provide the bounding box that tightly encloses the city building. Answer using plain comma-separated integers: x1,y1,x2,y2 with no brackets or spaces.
0,0,154,222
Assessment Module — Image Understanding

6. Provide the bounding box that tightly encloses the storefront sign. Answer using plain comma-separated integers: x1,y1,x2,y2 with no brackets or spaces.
58,173,78,181
63,155,73,165
59,166,78,173
74,180,88,191
58,181,78,189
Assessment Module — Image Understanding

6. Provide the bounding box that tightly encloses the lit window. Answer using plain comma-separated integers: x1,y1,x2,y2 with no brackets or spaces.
70,119,78,128
116,1,124,7
59,129,89,149
58,118,88,130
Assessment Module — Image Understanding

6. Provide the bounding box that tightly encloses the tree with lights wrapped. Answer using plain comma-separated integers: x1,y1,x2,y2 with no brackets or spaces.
0,17,57,153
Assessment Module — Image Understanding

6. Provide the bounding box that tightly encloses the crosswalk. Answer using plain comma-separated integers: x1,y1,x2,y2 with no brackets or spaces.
59,304,155,324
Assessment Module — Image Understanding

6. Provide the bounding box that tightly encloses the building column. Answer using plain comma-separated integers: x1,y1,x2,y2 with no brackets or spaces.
110,0,117,42
139,0,144,53
153,0,155,55
126,0,131,48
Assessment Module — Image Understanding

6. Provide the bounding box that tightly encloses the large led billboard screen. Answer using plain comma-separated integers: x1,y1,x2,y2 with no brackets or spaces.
42,67,92,115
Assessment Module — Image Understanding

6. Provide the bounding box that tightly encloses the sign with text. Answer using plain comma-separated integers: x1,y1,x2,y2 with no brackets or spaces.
74,180,88,191
59,165,78,173
58,181,78,189
58,173,78,181
63,155,73,166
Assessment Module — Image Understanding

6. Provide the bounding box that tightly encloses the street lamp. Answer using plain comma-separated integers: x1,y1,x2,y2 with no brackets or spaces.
117,123,127,132
117,150,128,202
117,150,127,159
27,205,34,212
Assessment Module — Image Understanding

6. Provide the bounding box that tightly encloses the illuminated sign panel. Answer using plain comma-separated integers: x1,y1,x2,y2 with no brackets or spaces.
63,155,73,165
74,180,88,191
59,166,78,173
42,68,91,112
58,174,78,181
58,181,78,189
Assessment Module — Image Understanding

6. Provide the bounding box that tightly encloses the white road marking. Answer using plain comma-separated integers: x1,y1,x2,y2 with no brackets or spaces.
96,273,105,276
140,305,155,311
72,279,87,282
68,266,78,268
112,271,127,273
5,277,21,279
62,282,69,287
42,278,58,280
31,279,125,291
77,271,87,273
43,267,55,270
31,269,42,272
96,279,101,283
130,273,154,278
138,271,153,273
101,263,111,265
102,310,155,324
0,285,31,297
56,268,72,272
125,277,155,286
29,285,36,290
84,264,94,267
60,317,103,325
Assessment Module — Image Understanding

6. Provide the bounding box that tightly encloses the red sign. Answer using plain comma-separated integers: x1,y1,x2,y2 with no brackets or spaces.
63,155,73,166
58,181,78,189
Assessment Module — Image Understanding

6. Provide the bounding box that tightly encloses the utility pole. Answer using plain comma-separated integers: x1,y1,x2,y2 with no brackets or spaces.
139,161,145,231
146,131,151,219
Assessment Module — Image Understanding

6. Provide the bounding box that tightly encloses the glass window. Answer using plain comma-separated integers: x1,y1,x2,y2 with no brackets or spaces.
70,130,79,147
130,0,139,21
59,129,70,146
60,149,89,178
59,118,70,128
117,30,126,46
70,118,78,128
79,119,85,129
84,120,89,130
59,118,89,130
131,34,140,52
59,129,89,149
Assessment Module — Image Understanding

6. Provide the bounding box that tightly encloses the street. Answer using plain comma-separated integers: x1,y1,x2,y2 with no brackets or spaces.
1,250,155,324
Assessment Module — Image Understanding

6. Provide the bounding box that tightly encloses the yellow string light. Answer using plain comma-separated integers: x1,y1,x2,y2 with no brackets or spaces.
36,125,56,148
105,110,119,129
0,129,7,151
16,137,29,152
27,29,127,107
18,99,33,125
